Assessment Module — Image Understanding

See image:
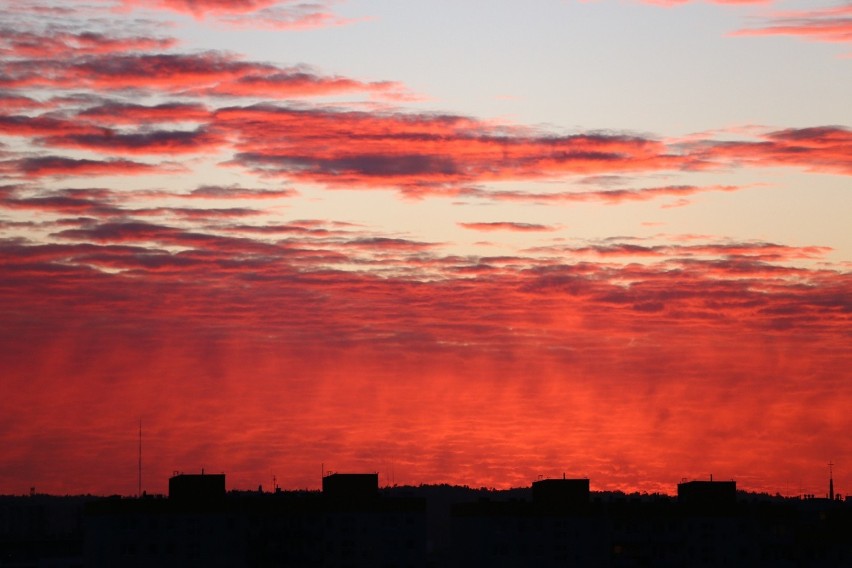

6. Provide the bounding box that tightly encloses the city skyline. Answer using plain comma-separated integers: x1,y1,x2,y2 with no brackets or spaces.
1,0,850,497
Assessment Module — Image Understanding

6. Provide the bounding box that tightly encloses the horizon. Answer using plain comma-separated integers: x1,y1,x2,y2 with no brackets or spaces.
7,464,845,500
1,0,850,499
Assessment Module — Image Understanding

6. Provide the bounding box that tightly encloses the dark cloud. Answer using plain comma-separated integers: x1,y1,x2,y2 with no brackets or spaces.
1,156,169,178
188,184,297,199
41,127,225,155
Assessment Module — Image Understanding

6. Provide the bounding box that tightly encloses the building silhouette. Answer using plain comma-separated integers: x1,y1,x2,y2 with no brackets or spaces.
677,479,737,511
1,470,850,567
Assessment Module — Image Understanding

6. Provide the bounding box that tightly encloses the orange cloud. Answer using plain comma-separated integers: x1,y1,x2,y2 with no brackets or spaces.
459,222,558,232
423,184,743,204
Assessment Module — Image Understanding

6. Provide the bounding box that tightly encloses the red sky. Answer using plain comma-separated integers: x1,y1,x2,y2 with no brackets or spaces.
1,0,850,497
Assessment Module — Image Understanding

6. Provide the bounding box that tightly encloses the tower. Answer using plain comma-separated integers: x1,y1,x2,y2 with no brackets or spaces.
138,418,142,497
829,461,834,500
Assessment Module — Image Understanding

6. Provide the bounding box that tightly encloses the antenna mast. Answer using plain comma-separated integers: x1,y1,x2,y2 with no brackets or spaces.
829,461,834,500
138,418,142,497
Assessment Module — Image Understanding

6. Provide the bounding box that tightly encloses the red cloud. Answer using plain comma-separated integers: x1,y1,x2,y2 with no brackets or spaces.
0,29,177,58
2,0,850,499
687,126,852,175
1,52,410,100
128,0,280,15
0,93,43,111
1,156,172,178
732,5,852,45
218,105,678,191
1,192,119,216
0,114,106,137
76,102,213,125
204,72,412,100
41,127,226,155
121,0,354,30
1,229,849,494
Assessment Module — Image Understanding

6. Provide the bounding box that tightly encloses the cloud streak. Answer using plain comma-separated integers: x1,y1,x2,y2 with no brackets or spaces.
120,0,355,29
1,156,174,178
459,222,558,232
732,5,852,46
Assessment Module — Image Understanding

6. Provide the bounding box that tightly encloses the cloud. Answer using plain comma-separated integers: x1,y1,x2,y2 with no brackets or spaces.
1,51,412,100
76,102,212,125
685,126,852,175
0,185,276,220
1,0,850,496
0,27,177,58
2,224,849,493
643,0,769,6
203,71,411,100
121,0,357,30
1,191,120,216
0,92,43,111
188,184,297,199
458,222,558,233
0,113,107,137
342,237,438,252
524,240,833,262
428,183,743,204
215,107,850,193
216,4,363,31
125,0,281,16
2,22,847,198
1,156,173,178
219,105,678,192
41,127,226,155
732,5,852,45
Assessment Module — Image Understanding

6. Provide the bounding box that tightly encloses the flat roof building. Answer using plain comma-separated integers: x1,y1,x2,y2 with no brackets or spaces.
322,473,378,501
168,472,226,503
532,478,590,509
677,480,737,509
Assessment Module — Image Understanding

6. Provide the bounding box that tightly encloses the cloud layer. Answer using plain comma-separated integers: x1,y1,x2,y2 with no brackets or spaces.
0,0,849,497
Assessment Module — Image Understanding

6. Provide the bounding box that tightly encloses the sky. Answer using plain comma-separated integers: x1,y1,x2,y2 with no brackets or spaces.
0,0,850,497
